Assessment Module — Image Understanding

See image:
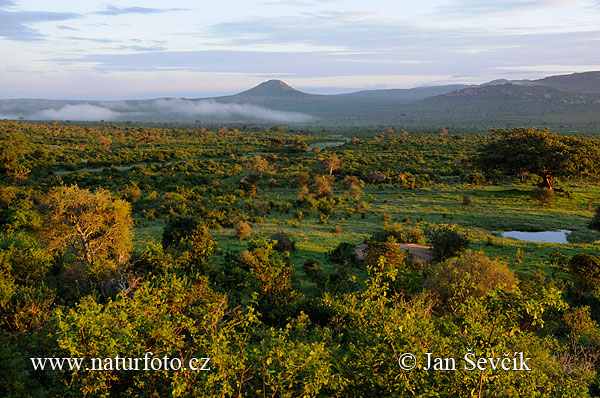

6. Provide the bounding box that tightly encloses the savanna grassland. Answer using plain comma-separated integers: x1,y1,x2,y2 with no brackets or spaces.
2,120,600,397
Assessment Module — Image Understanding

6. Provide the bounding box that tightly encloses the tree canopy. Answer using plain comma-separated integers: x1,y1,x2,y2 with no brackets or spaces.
43,185,133,272
475,127,600,189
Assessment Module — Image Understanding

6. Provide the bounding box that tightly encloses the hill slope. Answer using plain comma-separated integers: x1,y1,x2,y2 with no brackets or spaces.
1,72,600,131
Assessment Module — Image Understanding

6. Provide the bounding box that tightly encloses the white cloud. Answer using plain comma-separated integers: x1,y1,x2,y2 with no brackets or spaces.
27,99,314,122
35,104,124,120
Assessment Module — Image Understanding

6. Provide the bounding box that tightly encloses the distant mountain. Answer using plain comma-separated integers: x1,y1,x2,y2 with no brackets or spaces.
338,85,471,102
479,71,600,93
427,83,600,105
533,71,600,93
1,71,600,131
411,83,600,128
234,79,311,98
481,78,535,86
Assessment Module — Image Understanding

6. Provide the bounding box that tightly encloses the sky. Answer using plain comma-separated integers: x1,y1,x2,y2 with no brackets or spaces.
1,0,600,99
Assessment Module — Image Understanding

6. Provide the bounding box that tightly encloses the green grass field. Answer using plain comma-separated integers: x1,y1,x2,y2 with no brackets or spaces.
134,182,600,280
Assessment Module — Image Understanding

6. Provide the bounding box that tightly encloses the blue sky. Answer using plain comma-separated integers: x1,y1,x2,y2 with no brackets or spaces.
1,0,599,99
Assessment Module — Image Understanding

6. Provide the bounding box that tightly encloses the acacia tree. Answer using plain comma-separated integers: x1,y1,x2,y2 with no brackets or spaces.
0,131,30,180
475,127,600,190
249,155,269,177
43,185,133,270
319,156,341,175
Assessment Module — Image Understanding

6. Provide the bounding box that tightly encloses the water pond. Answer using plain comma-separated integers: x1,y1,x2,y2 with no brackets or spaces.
501,230,572,244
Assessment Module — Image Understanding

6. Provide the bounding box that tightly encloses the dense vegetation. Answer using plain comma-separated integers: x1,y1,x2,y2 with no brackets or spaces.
2,120,600,397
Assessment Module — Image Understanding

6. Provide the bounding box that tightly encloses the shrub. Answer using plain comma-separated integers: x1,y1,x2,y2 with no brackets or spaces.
122,185,142,202
364,236,407,270
462,194,473,206
235,220,251,239
177,225,218,275
569,254,600,288
329,242,360,267
589,205,600,232
162,215,200,248
531,187,554,206
425,250,516,307
270,232,295,252
302,261,323,282
465,171,486,185
371,223,425,244
428,225,469,261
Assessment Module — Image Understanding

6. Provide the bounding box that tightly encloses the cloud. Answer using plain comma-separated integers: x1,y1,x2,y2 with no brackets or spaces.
34,104,124,120
0,9,79,41
94,4,186,16
64,36,117,43
438,0,576,15
117,45,166,52
147,98,314,122
261,0,339,5
0,0,16,8
27,100,314,122
57,24,78,31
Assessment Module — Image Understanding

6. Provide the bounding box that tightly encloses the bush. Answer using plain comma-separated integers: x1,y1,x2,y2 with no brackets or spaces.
428,225,469,261
569,254,600,288
162,215,200,248
589,205,600,232
462,195,473,206
465,171,486,185
235,221,251,239
371,223,425,244
531,187,554,206
302,261,323,282
270,232,295,252
364,236,407,270
329,242,360,267
425,250,516,307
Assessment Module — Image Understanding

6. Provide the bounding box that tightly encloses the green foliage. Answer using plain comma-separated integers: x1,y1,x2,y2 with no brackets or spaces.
175,225,218,275
270,231,295,252
2,121,600,396
475,127,600,189
569,254,600,289
428,224,470,261
590,205,600,232
371,222,426,244
329,242,360,267
532,187,555,206
161,214,200,248
53,275,258,397
43,185,133,271
364,236,407,270
425,250,516,310
0,232,52,285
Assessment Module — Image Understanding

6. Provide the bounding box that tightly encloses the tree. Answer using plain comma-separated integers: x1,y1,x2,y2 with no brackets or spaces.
364,236,407,271
162,215,200,248
43,185,133,270
0,131,30,180
475,127,600,190
428,224,469,261
311,175,334,198
343,175,364,208
425,250,516,310
319,156,341,175
568,254,600,289
235,220,251,239
249,155,269,177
